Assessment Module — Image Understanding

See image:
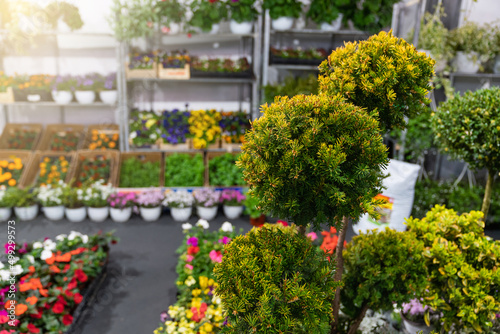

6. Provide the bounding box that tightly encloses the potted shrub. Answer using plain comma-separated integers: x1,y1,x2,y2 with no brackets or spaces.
164,153,204,187
448,21,489,73
156,0,184,35
37,182,65,221
51,74,76,104
163,189,194,222
306,0,343,31
61,183,86,222
262,0,302,31
431,87,500,220
242,193,264,226
96,72,117,105
10,187,39,221
227,0,258,34
220,189,245,219
193,188,221,221
0,186,13,221
136,188,164,221
188,0,228,33
108,191,137,223
74,73,99,104
83,179,114,222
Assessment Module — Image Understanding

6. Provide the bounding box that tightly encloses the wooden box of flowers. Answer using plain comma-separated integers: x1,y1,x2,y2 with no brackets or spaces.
220,111,250,151
36,124,85,152
158,50,190,80
0,150,33,187
0,123,43,150
118,152,164,188
20,151,75,187
0,72,14,103
190,56,252,78
158,109,191,150
13,74,53,102
84,124,120,150
270,47,328,66
126,51,158,79
70,150,120,187
164,152,205,187
207,152,246,187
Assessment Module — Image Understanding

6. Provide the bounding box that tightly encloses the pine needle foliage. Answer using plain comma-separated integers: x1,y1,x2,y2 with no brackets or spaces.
214,224,340,333
237,94,389,229
318,31,435,132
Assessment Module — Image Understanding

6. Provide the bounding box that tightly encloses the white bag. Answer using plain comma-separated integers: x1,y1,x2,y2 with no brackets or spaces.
352,159,421,234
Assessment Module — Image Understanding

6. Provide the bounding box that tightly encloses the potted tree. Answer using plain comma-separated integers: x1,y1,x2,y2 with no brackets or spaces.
136,188,164,221
108,191,137,223
220,189,245,219
61,183,86,222
163,189,194,222
306,0,343,31
227,0,258,34
193,188,221,221
188,0,228,34
10,187,38,221
262,0,302,31
83,179,114,222
156,0,184,35
37,182,65,221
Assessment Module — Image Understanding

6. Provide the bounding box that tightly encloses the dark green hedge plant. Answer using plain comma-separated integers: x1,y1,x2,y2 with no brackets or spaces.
164,153,204,187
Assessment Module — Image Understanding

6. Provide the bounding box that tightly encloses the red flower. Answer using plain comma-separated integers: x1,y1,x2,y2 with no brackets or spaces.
74,293,83,304
67,278,77,290
52,302,65,314
62,314,73,326
276,220,288,227
31,309,42,319
187,246,199,255
74,269,88,283
57,295,67,306
208,0,218,2
27,323,39,333
65,289,74,298
91,245,98,252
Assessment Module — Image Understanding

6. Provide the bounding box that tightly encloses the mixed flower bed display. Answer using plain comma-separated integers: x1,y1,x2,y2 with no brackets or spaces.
159,50,190,69
188,110,222,149
37,155,71,186
0,157,23,187
129,110,163,148
219,112,250,145
162,109,190,146
270,46,328,65
87,129,119,150
164,153,205,187
76,155,111,187
48,132,80,151
119,156,161,188
190,57,252,78
0,231,117,333
208,153,246,186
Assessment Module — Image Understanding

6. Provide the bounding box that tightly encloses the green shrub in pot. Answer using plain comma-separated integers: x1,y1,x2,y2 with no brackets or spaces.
7,187,37,208
188,0,228,32
228,0,259,24
448,21,490,70
306,0,342,27
262,0,302,20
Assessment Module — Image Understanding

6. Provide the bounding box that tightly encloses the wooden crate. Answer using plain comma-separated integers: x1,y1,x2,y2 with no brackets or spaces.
126,63,158,79
164,151,206,187
20,151,76,187
157,138,192,151
206,151,245,187
36,124,85,152
69,150,120,187
158,64,190,80
0,87,14,103
0,123,43,151
0,150,34,188
117,152,164,187
84,124,120,150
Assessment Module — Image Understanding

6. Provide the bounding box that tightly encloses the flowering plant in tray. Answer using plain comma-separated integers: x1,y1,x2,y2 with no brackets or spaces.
0,157,23,187
219,111,250,144
76,155,111,187
37,155,70,186
163,189,194,208
159,50,190,69
193,188,221,208
129,52,157,70
162,109,190,144
6,129,38,150
129,110,163,148
188,109,222,149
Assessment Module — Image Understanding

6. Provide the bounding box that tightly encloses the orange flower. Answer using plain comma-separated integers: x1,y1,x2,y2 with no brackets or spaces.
4,301,28,315
39,289,48,297
45,254,56,265
8,179,16,186
55,252,71,262
7,163,14,170
112,134,119,141
26,296,38,305
29,265,35,273
109,142,116,148
50,265,61,273
0,160,7,168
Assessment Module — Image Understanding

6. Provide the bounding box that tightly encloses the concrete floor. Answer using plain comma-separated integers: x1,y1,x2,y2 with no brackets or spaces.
2,210,499,334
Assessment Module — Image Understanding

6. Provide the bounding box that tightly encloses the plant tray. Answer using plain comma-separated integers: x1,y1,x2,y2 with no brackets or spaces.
207,151,245,187
84,124,120,150
37,124,85,152
190,69,253,79
13,88,53,102
157,138,192,151
126,63,158,79
70,150,120,187
0,150,33,187
0,87,14,103
164,151,206,187
20,151,76,187
118,151,164,187
221,141,242,152
158,64,190,80
270,55,324,66
0,123,43,150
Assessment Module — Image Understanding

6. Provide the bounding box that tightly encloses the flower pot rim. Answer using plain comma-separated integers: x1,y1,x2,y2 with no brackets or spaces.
15,204,37,208
400,310,435,328
88,206,109,209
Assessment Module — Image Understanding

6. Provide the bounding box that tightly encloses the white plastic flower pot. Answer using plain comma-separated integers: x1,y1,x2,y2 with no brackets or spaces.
170,207,192,222
140,206,162,221
494,55,500,74
110,207,132,223
223,205,243,219
0,207,11,221
454,51,480,73
197,206,218,221
230,20,253,34
15,205,38,221
74,90,96,104
401,312,435,334
52,90,73,104
272,17,294,31
168,22,181,35
320,14,343,31
65,207,86,222
43,206,65,221
99,90,117,105
209,23,220,34
88,206,109,222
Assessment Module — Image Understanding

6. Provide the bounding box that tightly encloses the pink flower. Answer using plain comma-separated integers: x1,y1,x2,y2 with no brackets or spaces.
161,26,170,34
185,264,193,270
187,237,198,247
147,21,153,28
209,250,222,263
218,236,231,244
186,255,194,262
277,220,288,227
307,232,317,241
4,243,13,254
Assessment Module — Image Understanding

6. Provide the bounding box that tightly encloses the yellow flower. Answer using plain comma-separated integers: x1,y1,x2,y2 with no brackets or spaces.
185,309,193,319
191,297,202,309
44,157,50,163
192,289,201,297
61,160,68,167
8,179,16,187
202,323,213,332
0,160,7,168
199,276,208,290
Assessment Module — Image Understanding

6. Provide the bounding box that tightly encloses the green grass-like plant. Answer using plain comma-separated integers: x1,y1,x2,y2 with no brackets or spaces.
164,153,204,187
119,157,160,188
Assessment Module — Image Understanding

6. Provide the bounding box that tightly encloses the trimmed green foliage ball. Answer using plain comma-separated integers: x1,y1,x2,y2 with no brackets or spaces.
318,31,435,132
237,93,388,229
214,224,340,333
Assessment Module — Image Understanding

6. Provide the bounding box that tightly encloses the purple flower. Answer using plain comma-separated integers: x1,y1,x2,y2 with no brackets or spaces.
223,317,228,326
193,188,221,208
218,236,231,244
160,311,169,322
187,236,198,247
136,189,164,208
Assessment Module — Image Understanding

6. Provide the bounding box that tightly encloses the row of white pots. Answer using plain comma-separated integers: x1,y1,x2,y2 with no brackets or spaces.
271,15,343,32
51,90,118,105
1,204,244,223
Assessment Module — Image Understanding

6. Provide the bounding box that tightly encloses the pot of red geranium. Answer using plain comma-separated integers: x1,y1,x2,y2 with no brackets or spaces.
108,192,137,223
193,188,221,221
75,73,99,104
163,189,194,222
220,189,245,219
243,193,265,226
51,74,76,104
401,298,437,334
83,180,114,222
62,184,86,222
137,189,164,221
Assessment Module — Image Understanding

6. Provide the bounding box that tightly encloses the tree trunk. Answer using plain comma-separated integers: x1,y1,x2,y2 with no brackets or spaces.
347,304,370,334
330,216,349,334
481,170,494,221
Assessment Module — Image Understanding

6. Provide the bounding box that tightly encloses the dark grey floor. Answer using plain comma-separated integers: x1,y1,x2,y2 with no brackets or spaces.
2,210,499,334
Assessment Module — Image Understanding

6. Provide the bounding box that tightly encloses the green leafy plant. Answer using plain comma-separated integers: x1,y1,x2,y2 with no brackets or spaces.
61,182,85,208
242,192,261,219
262,74,319,105
45,1,84,31
341,228,428,334
431,87,500,220
228,0,259,23
108,0,159,41
188,0,228,32
156,0,184,26
119,157,160,187
319,30,435,133
164,153,204,187
0,186,16,207
8,187,37,207
208,153,246,186
332,0,399,33
306,0,342,25
262,0,302,20
448,21,490,56
406,205,500,333
214,223,340,333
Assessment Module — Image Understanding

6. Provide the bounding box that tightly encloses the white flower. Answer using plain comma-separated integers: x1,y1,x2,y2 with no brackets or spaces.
55,234,67,241
11,265,22,276
26,255,35,264
10,257,19,264
0,262,3,269
130,131,137,139
221,221,233,233
68,231,81,240
40,249,53,260
33,241,43,249
81,234,88,244
182,223,193,230
43,239,56,251
185,276,196,287
0,269,10,281
196,219,209,229
211,295,221,305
